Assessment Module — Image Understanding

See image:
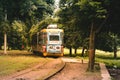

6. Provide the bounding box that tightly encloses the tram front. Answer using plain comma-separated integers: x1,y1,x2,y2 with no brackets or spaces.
46,29,64,56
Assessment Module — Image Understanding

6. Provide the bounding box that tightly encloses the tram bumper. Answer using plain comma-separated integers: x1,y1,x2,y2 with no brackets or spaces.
44,52,63,57
45,44,64,56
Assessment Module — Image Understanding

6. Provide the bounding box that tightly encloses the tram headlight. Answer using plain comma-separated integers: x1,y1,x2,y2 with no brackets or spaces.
48,45,53,49
56,46,60,49
49,45,53,49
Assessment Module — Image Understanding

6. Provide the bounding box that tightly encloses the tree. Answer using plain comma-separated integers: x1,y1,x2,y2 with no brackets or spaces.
0,0,9,53
0,0,54,50
0,0,22,52
106,0,120,58
58,0,82,55
20,0,54,47
76,0,107,71
106,0,120,34
73,32,82,54
0,21,10,54
59,0,107,71
0,1,10,53
96,32,113,52
81,37,89,57
20,0,54,28
9,20,27,50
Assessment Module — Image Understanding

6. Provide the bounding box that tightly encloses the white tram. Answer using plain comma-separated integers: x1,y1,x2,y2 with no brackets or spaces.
31,24,64,57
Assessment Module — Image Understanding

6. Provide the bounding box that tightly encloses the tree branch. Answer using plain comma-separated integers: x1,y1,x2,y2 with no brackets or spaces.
96,15,109,34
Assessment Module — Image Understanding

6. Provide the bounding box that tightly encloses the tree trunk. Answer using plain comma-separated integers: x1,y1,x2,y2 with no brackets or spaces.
4,10,7,54
74,48,77,54
114,46,117,59
88,23,96,72
113,34,117,59
4,33,7,54
81,46,85,57
69,47,72,56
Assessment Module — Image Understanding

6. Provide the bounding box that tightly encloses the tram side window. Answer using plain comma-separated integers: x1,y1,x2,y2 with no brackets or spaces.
60,32,64,43
41,32,47,45
39,33,42,44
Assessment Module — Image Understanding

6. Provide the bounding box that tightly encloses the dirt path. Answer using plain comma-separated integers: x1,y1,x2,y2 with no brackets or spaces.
48,62,102,80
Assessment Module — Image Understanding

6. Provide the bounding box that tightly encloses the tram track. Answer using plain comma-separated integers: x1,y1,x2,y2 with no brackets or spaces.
45,57,83,80
44,59,66,80
45,58,101,80
2,58,65,80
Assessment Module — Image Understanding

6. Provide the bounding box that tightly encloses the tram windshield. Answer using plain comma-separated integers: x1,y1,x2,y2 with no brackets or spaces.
49,35,59,41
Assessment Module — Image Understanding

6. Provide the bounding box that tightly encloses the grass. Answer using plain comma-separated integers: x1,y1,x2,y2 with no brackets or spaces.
0,50,52,76
64,48,120,68
95,50,120,68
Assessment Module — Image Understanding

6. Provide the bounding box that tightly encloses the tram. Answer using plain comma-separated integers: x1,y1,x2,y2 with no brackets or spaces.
31,24,64,57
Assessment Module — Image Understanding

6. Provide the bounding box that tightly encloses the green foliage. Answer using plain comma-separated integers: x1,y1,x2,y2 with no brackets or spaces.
20,0,54,26
96,32,120,52
0,21,10,33
80,0,107,18
0,0,54,49
12,20,27,33
106,0,120,34
76,0,107,29
58,0,107,53
58,0,82,50
7,20,27,50
96,32,113,52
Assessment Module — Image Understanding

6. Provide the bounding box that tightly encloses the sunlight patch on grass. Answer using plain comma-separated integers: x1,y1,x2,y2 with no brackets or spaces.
96,49,120,57
64,48,82,55
95,50,120,68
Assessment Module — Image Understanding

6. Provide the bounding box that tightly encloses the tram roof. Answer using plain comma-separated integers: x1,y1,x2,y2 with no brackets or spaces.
40,29,64,33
